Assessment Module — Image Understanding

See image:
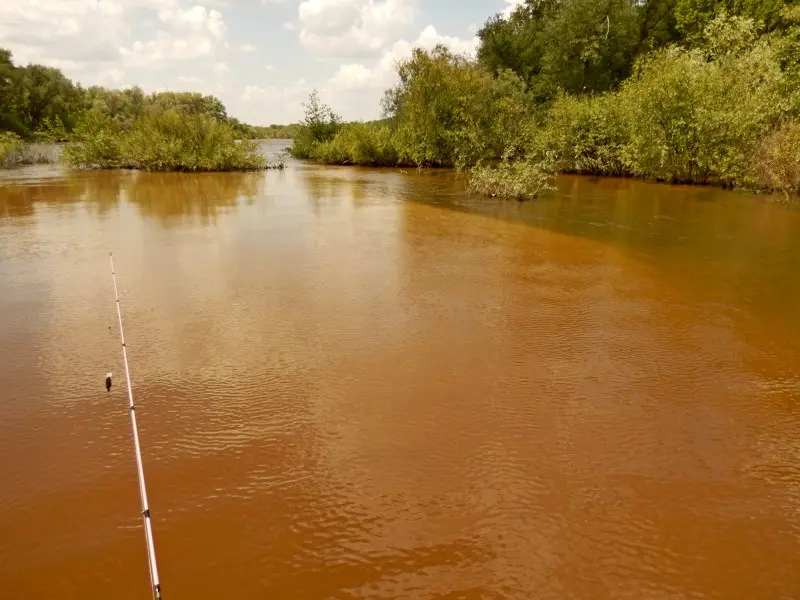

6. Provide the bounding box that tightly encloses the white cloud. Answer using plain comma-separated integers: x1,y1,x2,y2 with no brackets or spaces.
297,0,418,57
241,79,312,122
1,1,229,76
240,43,257,52
329,25,478,92
213,61,230,74
265,65,276,71
120,32,217,67
283,22,296,31
502,0,525,18
0,0,128,66
158,6,227,40
243,79,308,103
105,68,126,83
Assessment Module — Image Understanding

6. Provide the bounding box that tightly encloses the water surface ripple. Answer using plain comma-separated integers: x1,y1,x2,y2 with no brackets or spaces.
1,146,798,599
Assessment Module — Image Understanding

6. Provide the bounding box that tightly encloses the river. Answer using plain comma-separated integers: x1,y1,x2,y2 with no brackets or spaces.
1,141,798,599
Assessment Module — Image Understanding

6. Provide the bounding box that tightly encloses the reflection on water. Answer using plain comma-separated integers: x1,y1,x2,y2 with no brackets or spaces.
0,169,265,223
0,147,799,600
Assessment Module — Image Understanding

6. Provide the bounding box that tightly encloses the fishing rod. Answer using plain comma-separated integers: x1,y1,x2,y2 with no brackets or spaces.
109,252,163,600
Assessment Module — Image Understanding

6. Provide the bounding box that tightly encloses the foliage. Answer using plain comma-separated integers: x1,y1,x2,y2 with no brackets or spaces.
33,116,69,143
540,92,630,176
63,109,266,171
0,54,84,137
248,123,302,139
749,121,800,196
476,0,796,101
468,154,557,201
0,131,23,166
387,47,502,167
674,0,791,39
62,110,125,169
0,48,295,151
383,46,533,168
310,122,408,166
289,90,342,159
619,13,789,185
287,3,799,198
478,0,670,100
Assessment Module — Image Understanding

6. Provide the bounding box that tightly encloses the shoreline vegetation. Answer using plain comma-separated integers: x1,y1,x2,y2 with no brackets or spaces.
0,48,294,171
1,1,797,191
289,2,800,200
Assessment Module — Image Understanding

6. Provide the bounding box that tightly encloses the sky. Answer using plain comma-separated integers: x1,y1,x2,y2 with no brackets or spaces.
1,0,524,125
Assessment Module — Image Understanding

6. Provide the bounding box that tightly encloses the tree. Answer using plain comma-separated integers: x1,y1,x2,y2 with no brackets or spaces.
478,0,661,99
13,64,83,134
674,0,793,39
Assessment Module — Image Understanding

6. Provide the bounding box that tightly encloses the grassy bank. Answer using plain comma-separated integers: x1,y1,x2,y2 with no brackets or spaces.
291,7,800,199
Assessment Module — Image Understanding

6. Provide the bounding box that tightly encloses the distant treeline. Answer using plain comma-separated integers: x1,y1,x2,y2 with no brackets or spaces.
0,48,297,142
291,0,800,199
0,48,298,170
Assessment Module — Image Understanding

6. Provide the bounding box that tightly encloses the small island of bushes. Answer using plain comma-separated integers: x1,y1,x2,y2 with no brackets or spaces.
0,49,293,171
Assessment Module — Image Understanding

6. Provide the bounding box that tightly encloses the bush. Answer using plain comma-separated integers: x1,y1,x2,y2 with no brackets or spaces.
0,132,58,167
541,92,630,177
289,91,341,159
0,132,23,166
750,121,800,196
122,111,264,171
619,14,788,186
468,154,556,201
62,110,125,168
311,123,409,166
386,46,531,168
63,109,265,171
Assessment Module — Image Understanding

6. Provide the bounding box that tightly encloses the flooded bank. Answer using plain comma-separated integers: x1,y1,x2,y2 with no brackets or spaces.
1,146,798,599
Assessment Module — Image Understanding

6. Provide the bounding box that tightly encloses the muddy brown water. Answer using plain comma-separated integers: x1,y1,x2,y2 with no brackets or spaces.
1,143,798,599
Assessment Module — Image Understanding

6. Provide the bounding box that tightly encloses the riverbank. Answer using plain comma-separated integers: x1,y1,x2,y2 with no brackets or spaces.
290,9,800,200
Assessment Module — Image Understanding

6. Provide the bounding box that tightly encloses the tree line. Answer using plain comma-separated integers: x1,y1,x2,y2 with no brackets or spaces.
291,0,800,198
0,48,298,170
0,48,296,142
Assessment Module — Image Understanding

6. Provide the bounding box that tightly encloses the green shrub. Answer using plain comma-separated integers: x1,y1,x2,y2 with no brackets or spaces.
62,110,125,168
63,109,265,171
468,154,556,201
311,123,408,166
385,46,531,168
541,92,630,177
0,131,23,166
619,14,788,186
0,132,58,167
289,91,341,159
122,111,263,171
750,120,800,196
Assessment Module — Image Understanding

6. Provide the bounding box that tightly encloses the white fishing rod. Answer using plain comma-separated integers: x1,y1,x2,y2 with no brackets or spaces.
109,252,163,600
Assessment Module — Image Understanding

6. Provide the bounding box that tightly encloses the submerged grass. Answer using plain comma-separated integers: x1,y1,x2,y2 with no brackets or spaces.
0,133,60,167
468,156,556,201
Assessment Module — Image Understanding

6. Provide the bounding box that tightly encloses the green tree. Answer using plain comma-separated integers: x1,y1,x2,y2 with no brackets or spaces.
289,90,341,158
674,0,792,39
478,0,667,99
14,64,83,134
384,45,530,167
